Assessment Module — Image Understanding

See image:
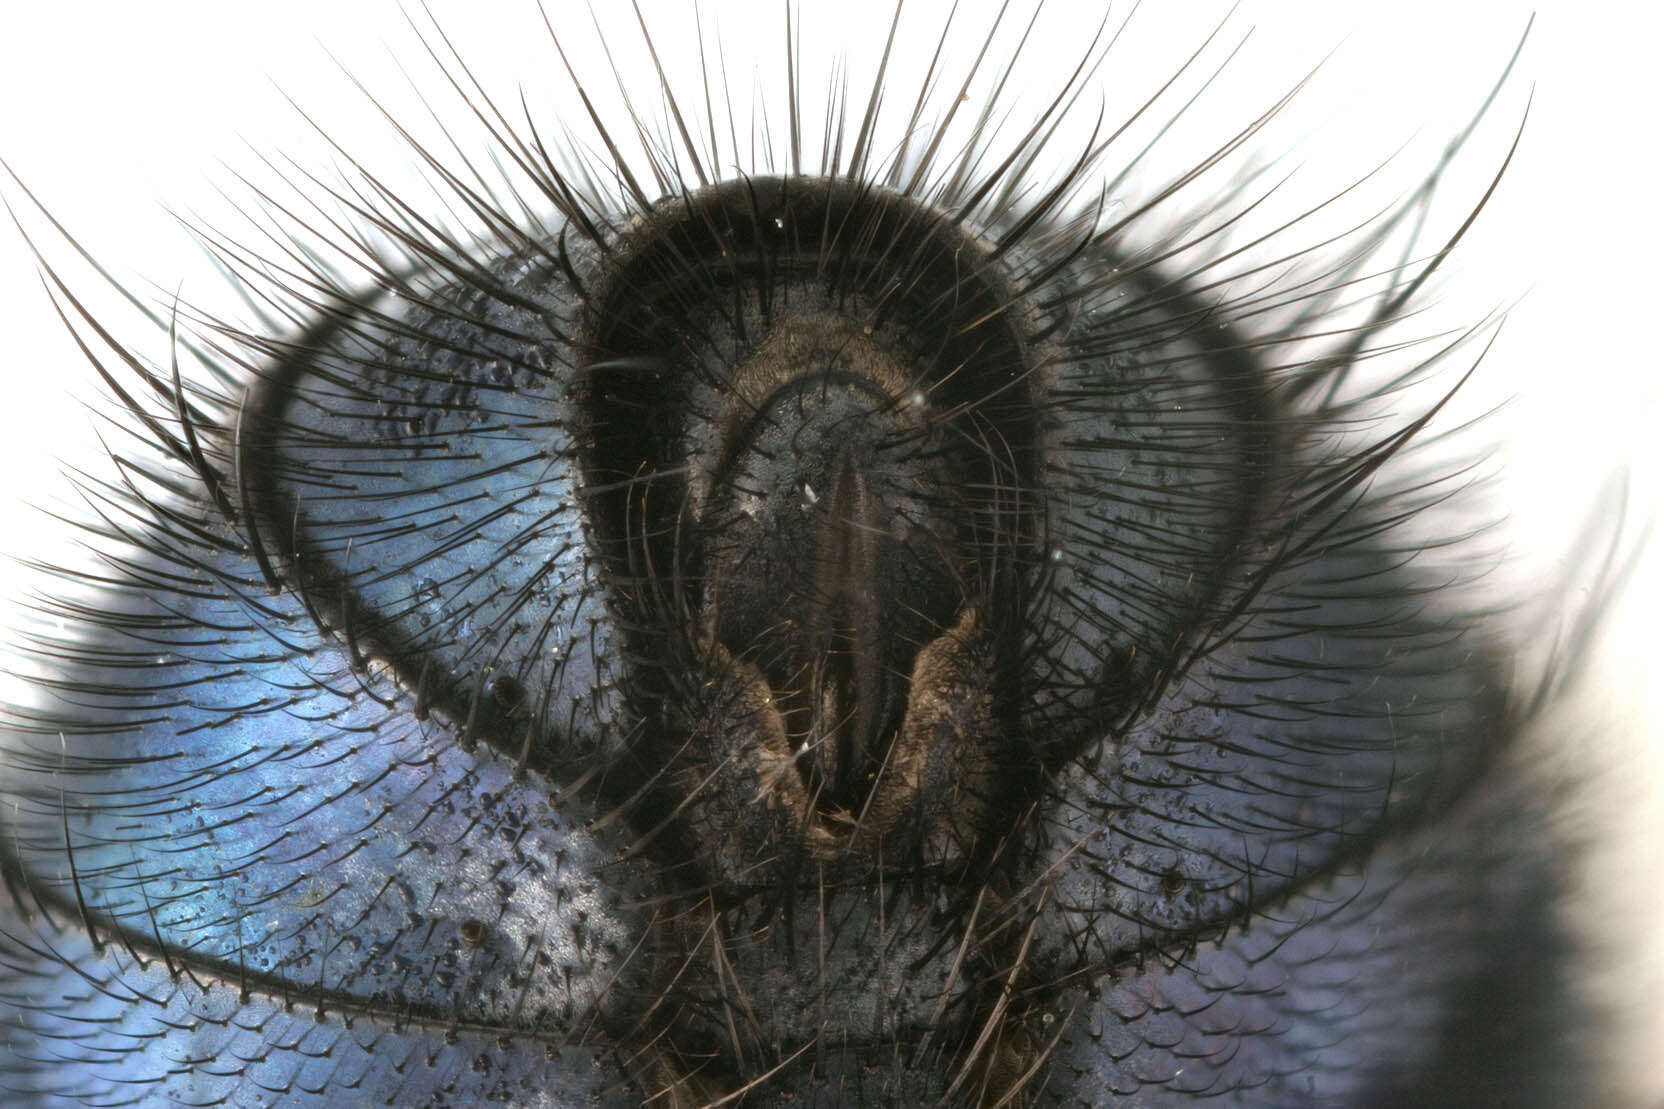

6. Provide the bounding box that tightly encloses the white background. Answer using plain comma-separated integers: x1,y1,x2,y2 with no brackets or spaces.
0,1,1658,1099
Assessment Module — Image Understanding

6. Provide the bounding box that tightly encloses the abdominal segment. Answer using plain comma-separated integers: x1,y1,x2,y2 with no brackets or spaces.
0,15,1582,1105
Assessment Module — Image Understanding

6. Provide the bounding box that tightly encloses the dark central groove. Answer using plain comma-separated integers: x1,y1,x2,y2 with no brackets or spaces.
574,175,1046,857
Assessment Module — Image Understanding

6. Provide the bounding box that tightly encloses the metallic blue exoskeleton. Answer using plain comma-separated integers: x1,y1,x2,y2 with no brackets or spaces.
0,6,1591,1106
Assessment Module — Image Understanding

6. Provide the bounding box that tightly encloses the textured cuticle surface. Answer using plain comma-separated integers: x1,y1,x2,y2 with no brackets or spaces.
0,6,1582,1106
